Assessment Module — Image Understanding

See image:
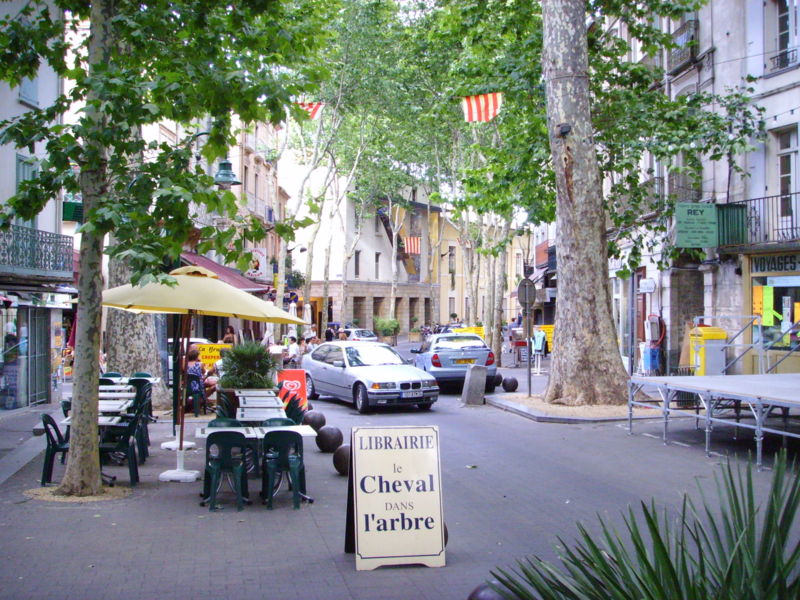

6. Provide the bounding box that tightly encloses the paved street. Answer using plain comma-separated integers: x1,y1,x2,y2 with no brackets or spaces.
0,368,793,600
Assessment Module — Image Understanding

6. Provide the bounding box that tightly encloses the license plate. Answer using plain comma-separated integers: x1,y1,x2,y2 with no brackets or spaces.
455,358,475,365
402,390,423,398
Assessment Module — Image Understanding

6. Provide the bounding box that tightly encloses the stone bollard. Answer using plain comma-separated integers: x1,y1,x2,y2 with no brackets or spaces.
460,364,487,406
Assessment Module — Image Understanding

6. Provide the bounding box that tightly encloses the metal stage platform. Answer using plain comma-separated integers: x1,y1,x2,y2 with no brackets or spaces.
628,373,800,468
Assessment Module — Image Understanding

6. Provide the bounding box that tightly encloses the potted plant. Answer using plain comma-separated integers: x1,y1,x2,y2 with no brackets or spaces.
216,341,277,416
373,316,400,346
408,327,422,343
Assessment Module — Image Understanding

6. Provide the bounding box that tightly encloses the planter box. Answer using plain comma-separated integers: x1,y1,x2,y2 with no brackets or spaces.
378,335,397,346
407,331,422,343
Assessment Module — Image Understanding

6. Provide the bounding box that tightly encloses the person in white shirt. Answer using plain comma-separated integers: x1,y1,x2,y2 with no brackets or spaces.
283,336,300,367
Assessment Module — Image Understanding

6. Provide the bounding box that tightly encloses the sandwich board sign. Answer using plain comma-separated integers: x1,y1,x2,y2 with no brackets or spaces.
345,426,446,570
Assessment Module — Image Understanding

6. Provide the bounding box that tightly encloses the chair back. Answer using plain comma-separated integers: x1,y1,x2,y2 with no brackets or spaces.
102,371,123,378
262,430,304,468
109,413,141,452
41,414,66,448
186,372,205,397
131,372,152,378
262,417,296,427
216,391,233,418
131,381,153,416
208,417,244,428
206,431,248,470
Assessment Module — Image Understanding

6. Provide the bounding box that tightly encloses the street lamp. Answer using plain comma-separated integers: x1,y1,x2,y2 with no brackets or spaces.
213,158,241,189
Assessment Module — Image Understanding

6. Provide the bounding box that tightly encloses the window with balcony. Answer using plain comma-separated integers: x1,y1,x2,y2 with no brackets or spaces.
769,0,799,71
15,155,38,229
668,14,698,74
778,127,798,221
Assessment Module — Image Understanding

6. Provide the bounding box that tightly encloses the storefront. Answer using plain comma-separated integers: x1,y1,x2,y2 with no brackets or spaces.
744,251,800,373
0,292,68,409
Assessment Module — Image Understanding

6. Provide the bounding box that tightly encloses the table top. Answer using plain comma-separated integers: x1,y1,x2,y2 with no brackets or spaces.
235,407,287,422
195,425,317,439
239,396,283,408
98,391,136,400
98,399,133,413
233,389,277,397
99,385,134,392
62,415,122,426
102,376,161,385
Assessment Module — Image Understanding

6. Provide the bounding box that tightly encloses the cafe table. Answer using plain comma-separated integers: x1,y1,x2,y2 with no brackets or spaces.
98,391,137,400
99,384,135,392
238,396,284,408
62,415,122,427
235,406,287,423
98,399,134,413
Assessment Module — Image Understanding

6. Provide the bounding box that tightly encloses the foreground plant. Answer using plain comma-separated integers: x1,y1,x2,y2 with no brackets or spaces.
491,453,800,599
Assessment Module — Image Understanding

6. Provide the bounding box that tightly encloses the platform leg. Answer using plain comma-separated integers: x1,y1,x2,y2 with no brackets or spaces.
704,395,713,457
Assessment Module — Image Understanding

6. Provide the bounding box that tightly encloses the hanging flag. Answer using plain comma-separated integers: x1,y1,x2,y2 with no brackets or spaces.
297,102,324,120
461,92,503,122
403,236,421,255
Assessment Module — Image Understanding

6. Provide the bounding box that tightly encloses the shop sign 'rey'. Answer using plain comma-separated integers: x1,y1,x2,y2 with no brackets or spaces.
350,426,445,571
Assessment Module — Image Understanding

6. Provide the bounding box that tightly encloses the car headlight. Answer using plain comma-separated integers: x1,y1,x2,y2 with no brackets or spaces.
425,379,437,387
371,382,396,390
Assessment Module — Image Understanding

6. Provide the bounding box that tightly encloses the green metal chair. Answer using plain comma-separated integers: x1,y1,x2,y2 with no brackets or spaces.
41,414,69,485
260,430,312,509
208,417,243,428
101,371,123,378
99,413,141,486
131,371,152,378
200,431,251,511
99,377,116,386
215,391,234,419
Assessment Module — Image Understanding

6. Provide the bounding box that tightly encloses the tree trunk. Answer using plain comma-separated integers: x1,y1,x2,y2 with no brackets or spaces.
542,0,628,405
492,222,511,359
106,256,170,409
56,0,116,496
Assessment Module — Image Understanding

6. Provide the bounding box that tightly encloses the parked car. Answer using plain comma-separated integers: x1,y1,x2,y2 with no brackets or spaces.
340,328,379,342
433,323,465,334
304,341,438,413
167,337,210,386
410,333,497,392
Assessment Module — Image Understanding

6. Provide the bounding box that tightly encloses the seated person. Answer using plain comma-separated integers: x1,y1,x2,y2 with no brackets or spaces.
186,347,206,409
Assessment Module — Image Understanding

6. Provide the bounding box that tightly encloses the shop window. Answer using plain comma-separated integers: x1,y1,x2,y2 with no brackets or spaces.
752,273,800,348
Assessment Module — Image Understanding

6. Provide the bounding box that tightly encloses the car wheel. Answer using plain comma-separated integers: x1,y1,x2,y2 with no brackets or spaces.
306,375,319,399
354,383,369,414
484,379,496,394
417,403,433,411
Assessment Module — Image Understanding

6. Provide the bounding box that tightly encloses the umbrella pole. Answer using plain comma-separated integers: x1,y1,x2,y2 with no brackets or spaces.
159,313,199,482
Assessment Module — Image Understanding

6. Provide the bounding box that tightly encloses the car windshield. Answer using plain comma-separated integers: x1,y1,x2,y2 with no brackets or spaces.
345,345,404,367
434,335,486,350
353,329,375,337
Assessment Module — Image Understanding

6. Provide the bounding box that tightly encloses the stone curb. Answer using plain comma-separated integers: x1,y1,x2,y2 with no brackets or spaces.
485,394,661,425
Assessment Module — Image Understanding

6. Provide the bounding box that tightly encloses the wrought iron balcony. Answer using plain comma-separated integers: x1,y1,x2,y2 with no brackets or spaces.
770,48,798,71
0,223,73,281
718,191,800,248
668,172,702,203
668,19,697,74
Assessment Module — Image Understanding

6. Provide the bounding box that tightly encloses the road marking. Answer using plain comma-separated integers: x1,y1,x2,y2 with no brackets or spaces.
642,433,660,439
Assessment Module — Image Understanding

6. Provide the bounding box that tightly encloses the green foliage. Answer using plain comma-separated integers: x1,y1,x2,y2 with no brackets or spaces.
0,0,335,283
373,316,400,337
218,342,276,390
285,269,305,290
490,452,800,599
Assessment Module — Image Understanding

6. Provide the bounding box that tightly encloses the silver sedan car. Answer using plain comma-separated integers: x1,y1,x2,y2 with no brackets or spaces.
304,341,439,413
410,333,498,392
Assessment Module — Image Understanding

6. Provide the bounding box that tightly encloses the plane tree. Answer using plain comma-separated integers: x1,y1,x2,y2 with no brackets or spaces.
0,0,333,495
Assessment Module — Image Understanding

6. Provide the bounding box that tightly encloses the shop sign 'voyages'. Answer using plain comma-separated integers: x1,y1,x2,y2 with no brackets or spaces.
348,426,445,571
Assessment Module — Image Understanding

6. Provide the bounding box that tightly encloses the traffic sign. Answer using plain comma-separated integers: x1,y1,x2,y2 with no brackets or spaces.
517,278,536,306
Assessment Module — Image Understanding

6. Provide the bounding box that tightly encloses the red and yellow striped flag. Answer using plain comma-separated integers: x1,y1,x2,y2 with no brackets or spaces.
461,92,503,122
297,102,324,120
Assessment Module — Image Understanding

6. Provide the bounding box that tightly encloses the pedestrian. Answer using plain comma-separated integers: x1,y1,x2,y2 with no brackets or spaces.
324,326,334,342
283,336,300,367
307,336,320,353
222,325,235,344
338,331,348,341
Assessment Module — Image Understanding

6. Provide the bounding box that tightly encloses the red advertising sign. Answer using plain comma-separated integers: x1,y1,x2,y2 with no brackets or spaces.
277,369,308,410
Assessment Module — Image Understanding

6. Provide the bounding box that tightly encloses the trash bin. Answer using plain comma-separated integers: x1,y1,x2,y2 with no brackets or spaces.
689,326,727,375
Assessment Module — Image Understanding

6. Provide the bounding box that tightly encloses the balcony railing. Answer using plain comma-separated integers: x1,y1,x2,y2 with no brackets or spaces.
0,224,73,280
668,19,697,74
718,191,800,247
668,172,702,202
770,47,798,71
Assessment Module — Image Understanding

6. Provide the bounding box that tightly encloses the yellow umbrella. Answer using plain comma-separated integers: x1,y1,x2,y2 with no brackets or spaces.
102,265,307,482
103,266,306,324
